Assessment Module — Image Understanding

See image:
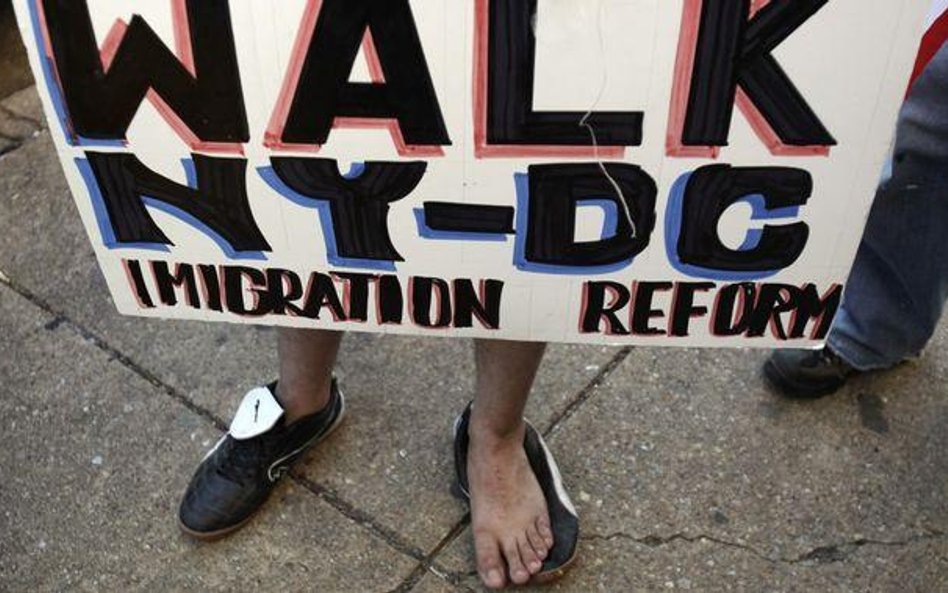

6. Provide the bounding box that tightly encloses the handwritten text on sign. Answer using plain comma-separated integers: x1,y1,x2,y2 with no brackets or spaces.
15,0,930,345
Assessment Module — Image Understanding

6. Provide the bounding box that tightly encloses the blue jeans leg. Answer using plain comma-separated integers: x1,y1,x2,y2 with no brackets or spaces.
827,47,948,370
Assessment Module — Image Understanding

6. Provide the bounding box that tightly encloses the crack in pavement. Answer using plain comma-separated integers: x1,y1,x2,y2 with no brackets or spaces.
291,474,428,564
386,518,472,593
422,564,478,593
580,528,947,565
541,346,633,437
0,134,39,157
0,101,44,129
0,120,45,157
0,137,28,157
439,528,947,584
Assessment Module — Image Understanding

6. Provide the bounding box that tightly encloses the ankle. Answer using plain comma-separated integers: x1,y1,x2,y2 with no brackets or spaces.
276,380,332,424
468,416,526,451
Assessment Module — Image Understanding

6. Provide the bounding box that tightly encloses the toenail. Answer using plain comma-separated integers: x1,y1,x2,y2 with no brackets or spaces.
486,569,502,586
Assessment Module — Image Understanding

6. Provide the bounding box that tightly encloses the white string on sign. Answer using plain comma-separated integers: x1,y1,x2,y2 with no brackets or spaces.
576,0,637,239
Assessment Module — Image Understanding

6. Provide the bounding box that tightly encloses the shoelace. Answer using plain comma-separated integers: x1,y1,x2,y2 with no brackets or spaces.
215,432,281,484
803,347,847,374
212,402,332,484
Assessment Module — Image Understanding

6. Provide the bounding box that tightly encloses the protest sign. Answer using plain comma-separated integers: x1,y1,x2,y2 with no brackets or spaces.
13,0,932,346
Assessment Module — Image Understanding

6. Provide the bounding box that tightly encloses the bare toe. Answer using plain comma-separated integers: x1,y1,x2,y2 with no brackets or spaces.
526,523,548,560
537,515,554,548
503,538,530,585
474,530,506,589
518,536,543,574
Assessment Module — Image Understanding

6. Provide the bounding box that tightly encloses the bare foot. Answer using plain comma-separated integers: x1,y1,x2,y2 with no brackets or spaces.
467,420,555,589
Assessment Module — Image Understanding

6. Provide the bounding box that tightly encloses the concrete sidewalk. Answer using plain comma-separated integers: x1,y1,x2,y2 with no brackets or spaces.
0,81,946,591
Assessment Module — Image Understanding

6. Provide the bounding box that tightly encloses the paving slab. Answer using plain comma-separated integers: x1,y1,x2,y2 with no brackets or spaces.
437,328,948,590
0,283,417,592
0,129,619,553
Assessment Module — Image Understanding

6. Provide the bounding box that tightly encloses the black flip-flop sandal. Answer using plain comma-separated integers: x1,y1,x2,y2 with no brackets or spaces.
452,403,579,584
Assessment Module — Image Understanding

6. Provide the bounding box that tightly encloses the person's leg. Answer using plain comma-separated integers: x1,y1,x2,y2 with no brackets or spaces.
276,328,344,422
827,181,948,369
466,339,553,589
766,44,948,397
828,43,948,369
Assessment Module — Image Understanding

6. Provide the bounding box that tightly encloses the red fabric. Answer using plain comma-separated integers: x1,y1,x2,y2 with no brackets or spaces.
908,8,948,94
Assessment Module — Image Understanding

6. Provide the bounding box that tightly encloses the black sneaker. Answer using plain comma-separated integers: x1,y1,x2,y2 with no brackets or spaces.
178,379,345,540
764,347,857,399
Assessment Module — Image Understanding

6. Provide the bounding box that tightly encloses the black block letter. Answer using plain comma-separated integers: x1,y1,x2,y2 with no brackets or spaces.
483,0,642,147
676,165,811,273
279,0,449,148
270,158,426,262
41,0,247,143
85,152,270,253
524,164,656,268
680,0,834,149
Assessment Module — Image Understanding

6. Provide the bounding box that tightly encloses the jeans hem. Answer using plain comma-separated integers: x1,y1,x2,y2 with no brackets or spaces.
827,332,904,372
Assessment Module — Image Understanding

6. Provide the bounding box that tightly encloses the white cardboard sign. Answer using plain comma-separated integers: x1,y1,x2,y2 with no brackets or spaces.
13,0,932,346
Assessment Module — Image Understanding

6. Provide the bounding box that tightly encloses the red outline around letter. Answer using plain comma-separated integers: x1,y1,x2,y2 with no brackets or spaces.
667,0,830,159
38,0,242,154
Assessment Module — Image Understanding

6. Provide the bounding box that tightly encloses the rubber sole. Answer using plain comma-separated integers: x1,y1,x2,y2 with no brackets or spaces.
529,552,578,585
178,512,257,542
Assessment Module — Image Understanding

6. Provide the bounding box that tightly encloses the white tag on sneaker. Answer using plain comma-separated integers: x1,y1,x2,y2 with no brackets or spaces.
229,386,284,440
